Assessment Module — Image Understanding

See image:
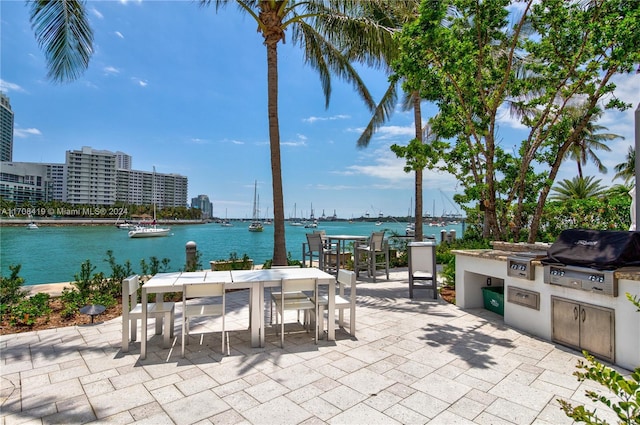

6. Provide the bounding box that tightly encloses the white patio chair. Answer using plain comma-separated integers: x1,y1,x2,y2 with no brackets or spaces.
408,241,438,299
269,265,307,325
273,277,319,348
181,282,227,357
121,275,175,352
316,269,356,337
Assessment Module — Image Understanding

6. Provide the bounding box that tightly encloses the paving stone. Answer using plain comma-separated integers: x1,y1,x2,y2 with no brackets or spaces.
163,390,229,425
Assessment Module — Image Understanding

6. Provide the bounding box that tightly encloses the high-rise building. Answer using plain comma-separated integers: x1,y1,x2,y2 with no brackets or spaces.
191,194,213,218
1,145,188,207
0,92,14,162
65,146,117,205
116,169,188,208
115,151,132,170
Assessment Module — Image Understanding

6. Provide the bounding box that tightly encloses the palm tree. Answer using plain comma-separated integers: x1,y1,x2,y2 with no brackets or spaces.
199,0,386,264
613,146,635,184
550,176,606,201
563,109,621,178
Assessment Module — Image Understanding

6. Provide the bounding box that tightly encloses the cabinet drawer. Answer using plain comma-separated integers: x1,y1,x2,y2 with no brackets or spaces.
507,286,540,310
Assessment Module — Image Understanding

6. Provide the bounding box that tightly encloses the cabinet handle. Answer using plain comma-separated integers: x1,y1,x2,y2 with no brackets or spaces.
574,306,578,320
581,308,586,323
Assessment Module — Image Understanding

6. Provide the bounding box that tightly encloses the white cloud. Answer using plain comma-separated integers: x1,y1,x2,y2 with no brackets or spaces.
104,66,120,75
115,31,124,39
0,79,25,93
131,78,147,87
90,7,103,19
14,128,42,138
303,114,350,123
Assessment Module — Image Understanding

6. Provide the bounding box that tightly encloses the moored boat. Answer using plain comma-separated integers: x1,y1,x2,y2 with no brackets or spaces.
248,180,264,232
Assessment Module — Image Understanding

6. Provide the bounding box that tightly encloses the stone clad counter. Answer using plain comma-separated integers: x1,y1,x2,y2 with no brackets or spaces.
453,247,640,370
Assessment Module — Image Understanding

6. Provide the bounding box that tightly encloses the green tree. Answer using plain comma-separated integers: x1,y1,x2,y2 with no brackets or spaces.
564,108,621,179
392,0,640,242
550,176,606,201
614,146,636,184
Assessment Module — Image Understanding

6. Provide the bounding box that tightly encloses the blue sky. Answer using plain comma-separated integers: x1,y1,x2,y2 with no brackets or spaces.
2,1,637,220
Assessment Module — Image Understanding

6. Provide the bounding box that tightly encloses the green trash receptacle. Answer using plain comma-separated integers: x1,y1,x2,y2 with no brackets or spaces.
481,286,504,316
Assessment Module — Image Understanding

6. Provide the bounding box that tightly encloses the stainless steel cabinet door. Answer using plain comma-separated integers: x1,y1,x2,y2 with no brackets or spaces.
580,304,614,362
552,297,580,349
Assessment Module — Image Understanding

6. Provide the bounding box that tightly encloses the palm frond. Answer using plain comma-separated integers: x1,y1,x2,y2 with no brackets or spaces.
357,81,399,148
295,20,376,111
29,0,93,83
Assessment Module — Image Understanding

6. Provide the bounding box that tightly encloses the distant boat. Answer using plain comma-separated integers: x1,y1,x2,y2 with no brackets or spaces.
128,166,170,238
128,223,171,238
289,203,303,226
26,222,38,230
248,180,264,232
116,222,136,230
221,209,233,227
304,220,318,228
405,222,415,236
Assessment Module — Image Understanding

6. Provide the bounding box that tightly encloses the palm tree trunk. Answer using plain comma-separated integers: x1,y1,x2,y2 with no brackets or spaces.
266,39,287,265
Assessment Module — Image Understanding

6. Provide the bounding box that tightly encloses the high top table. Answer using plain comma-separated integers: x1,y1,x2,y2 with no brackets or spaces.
140,268,335,359
326,234,368,275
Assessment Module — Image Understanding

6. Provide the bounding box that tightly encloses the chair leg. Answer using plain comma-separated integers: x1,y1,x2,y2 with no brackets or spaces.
350,307,356,337
181,316,186,358
131,319,137,342
122,317,129,352
163,311,172,348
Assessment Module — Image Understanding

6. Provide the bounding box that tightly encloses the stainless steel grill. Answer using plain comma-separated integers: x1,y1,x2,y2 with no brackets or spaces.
543,264,618,297
506,251,547,280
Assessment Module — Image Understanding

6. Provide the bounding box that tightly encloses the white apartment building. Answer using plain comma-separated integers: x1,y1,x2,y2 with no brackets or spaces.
1,147,188,207
65,147,117,205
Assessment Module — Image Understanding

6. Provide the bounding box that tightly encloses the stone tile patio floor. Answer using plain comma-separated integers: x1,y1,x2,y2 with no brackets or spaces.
1,269,627,424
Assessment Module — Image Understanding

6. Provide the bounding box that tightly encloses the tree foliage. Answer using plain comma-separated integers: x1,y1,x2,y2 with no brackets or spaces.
392,0,640,242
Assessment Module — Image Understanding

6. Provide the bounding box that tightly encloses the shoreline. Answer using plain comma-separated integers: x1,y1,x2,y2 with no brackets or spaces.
0,218,206,227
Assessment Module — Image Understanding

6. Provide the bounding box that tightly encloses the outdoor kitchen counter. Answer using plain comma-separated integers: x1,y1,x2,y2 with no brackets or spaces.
452,249,640,281
453,248,640,370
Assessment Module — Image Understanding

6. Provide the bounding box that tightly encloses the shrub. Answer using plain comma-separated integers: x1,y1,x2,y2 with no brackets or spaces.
9,292,51,326
262,252,302,269
0,264,29,315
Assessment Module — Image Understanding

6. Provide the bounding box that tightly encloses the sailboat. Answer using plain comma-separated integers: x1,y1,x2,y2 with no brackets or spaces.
289,203,303,226
221,208,233,227
128,167,171,238
263,207,272,225
248,180,264,232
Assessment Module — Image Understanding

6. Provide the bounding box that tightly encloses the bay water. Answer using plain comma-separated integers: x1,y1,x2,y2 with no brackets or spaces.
1,221,464,285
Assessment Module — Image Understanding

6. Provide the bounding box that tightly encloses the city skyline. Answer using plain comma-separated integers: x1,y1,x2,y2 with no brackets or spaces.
2,1,637,220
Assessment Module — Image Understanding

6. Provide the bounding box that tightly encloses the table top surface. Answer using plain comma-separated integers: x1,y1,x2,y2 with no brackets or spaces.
326,234,368,240
143,268,335,289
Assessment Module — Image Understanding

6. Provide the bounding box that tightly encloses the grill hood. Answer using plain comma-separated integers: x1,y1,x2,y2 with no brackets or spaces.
542,229,640,270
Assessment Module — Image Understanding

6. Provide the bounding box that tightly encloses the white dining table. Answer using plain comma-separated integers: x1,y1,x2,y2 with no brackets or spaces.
140,268,335,359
